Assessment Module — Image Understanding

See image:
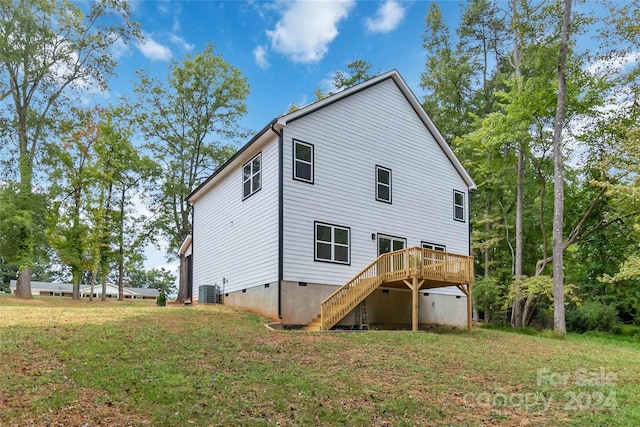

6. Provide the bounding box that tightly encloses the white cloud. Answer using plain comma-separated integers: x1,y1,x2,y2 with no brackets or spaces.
156,0,171,15
253,45,269,68
110,37,132,60
586,51,640,77
136,33,172,61
318,72,339,94
365,0,405,33
169,34,195,51
266,0,355,63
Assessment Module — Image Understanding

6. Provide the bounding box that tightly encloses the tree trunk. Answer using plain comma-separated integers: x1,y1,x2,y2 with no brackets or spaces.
510,0,524,328
176,254,188,304
15,268,32,299
478,189,492,323
15,137,34,299
179,254,189,302
72,269,81,300
483,301,491,323
513,145,524,327
90,271,96,302
118,187,125,301
552,0,572,335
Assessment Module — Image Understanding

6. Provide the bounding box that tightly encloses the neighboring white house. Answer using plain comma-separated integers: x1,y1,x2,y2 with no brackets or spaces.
185,70,476,329
9,280,159,300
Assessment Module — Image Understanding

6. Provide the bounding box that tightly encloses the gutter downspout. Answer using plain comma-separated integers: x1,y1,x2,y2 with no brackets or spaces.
270,123,284,320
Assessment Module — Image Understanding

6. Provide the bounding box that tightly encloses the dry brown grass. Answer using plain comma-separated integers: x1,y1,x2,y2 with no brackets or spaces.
1,294,639,426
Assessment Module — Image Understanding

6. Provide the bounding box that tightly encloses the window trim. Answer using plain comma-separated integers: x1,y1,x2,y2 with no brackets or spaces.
314,221,351,265
242,152,262,200
421,241,447,252
375,165,392,204
453,189,465,222
377,233,407,256
293,139,314,184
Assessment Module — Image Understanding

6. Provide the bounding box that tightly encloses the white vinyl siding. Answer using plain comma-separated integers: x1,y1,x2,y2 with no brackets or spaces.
192,138,278,296
293,139,314,183
282,78,469,286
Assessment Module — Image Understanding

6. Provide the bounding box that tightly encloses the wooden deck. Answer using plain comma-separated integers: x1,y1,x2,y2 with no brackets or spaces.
305,247,474,332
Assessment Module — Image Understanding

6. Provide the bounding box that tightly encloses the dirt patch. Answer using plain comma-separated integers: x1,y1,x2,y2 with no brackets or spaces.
1,385,151,427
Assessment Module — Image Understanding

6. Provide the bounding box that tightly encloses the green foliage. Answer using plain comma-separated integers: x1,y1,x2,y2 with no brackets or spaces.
156,291,167,307
0,184,53,286
423,0,640,331
134,44,249,258
505,275,580,306
473,276,502,320
315,59,376,100
421,2,475,141
127,266,176,296
0,0,140,296
617,324,640,337
566,301,620,333
44,106,153,298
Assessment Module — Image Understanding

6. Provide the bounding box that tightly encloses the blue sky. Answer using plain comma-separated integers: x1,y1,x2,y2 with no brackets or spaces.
107,0,466,274
109,0,464,134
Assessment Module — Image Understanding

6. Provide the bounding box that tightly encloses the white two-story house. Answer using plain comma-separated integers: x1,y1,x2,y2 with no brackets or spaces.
184,70,476,331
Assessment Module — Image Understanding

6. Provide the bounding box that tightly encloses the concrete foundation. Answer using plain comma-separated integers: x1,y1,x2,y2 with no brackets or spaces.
418,291,467,327
224,282,279,321
280,281,357,326
367,287,467,328
222,281,467,329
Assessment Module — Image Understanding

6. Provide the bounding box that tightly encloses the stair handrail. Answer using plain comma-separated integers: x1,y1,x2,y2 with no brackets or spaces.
319,247,474,330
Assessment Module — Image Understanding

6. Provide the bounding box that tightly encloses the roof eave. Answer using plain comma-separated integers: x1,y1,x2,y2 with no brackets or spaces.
186,118,279,203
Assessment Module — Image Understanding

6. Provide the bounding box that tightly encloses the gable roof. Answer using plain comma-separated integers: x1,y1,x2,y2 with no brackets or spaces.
187,69,476,203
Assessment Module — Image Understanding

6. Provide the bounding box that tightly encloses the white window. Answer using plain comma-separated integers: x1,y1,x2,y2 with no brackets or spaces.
376,165,392,203
315,222,350,264
454,190,465,222
378,234,406,255
293,140,313,183
422,242,446,252
422,241,446,266
243,153,261,199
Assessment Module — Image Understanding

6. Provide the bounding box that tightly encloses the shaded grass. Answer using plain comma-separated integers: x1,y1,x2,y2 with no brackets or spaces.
1,295,639,426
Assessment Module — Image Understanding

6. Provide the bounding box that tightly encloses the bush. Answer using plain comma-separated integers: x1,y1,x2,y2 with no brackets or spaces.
567,301,619,333
618,324,640,337
156,291,167,307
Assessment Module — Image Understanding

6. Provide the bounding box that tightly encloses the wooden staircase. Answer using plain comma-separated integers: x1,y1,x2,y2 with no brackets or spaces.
304,315,322,331
303,247,474,331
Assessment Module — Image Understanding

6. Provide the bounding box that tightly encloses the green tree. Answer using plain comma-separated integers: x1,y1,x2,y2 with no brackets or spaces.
134,45,249,303
100,106,156,301
126,265,177,296
421,2,475,141
46,107,101,299
0,0,139,298
423,0,640,330
314,59,377,101
0,183,52,290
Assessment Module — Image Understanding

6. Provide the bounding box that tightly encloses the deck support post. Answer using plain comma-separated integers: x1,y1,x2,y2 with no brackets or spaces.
466,283,472,332
412,276,419,332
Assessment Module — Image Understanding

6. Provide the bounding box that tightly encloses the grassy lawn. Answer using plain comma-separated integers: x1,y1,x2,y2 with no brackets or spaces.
1,295,639,426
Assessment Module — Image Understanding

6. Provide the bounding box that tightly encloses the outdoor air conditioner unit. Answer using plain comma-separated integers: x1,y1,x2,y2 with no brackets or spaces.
198,285,221,304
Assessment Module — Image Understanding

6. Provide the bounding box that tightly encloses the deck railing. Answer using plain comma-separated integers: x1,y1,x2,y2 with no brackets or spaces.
319,247,474,330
